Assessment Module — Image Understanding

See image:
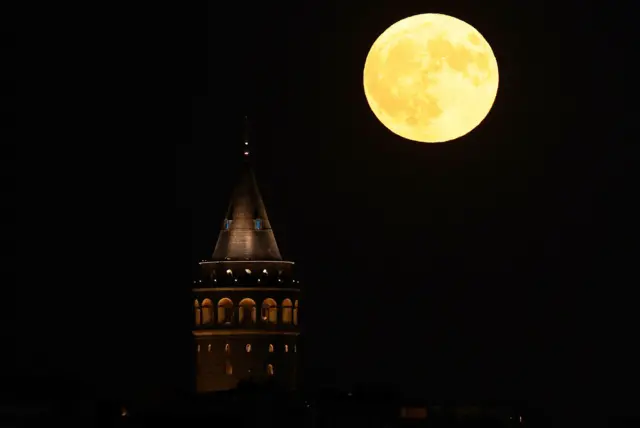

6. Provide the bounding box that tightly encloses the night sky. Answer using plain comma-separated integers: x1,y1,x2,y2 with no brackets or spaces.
16,0,635,415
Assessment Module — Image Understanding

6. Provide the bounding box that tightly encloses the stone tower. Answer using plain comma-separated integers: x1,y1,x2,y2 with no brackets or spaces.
192,122,301,392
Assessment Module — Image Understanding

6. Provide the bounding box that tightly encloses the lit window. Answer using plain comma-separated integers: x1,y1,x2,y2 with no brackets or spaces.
226,361,233,375
263,269,268,275
285,344,289,353
226,269,232,275
245,268,251,274
197,345,200,352
255,219,262,230
267,364,274,376
294,345,297,353
224,219,232,230
269,344,274,353
225,343,230,354
246,344,252,353
207,344,211,352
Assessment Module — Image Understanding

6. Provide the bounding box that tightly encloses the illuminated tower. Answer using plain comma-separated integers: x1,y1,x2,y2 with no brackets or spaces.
192,118,301,392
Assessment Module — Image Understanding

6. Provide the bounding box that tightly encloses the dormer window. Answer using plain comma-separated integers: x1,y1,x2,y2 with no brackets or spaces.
254,218,262,230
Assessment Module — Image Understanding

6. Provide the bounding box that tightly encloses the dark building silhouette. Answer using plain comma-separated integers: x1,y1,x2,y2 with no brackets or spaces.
192,127,301,392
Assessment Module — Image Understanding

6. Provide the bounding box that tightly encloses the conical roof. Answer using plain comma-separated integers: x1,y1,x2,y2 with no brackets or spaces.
211,161,282,261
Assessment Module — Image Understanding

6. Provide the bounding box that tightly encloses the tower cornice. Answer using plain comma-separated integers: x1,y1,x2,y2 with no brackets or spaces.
193,330,300,337
199,260,294,265
192,287,300,292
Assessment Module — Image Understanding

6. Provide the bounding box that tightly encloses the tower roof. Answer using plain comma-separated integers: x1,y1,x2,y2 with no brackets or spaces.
211,125,282,261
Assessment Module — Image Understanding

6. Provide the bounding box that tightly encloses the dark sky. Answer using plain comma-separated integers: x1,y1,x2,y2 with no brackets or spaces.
16,0,635,412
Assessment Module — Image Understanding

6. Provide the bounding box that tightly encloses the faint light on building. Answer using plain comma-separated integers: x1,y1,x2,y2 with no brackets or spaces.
121,406,128,417
400,407,427,419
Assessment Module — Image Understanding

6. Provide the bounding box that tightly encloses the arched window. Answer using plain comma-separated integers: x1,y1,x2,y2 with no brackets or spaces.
261,298,278,324
238,298,257,324
284,344,289,353
217,298,234,324
267,364,274,376
282,298,293,324
225,343,230,354
268,344,274,353
207,344,211,352
246,344,252,353
293,300,299,325
194,300,201,326
225,360,233,375
201,298,213,324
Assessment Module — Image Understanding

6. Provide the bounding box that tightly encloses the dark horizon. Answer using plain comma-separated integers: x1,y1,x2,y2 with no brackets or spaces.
13,0,635,422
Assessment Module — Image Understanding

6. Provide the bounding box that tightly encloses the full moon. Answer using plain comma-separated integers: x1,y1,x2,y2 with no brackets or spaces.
363,13,499,143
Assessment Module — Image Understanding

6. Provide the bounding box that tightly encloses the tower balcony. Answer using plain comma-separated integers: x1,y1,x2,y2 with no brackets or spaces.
193,321,300,334
201,275,300,288
193,299,301,332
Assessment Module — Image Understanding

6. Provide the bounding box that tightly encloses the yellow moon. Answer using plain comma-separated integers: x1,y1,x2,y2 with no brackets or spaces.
363,13,499,143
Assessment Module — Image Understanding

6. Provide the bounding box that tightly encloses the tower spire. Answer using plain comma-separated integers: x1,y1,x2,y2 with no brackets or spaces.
211,114,282,261
243,115,250,159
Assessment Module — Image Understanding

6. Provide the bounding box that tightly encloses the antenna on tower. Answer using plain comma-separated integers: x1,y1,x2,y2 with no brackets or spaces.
243,115,250,158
